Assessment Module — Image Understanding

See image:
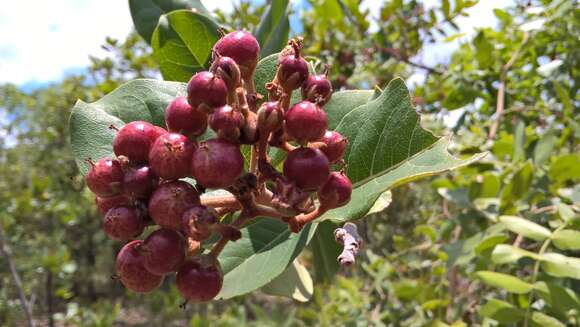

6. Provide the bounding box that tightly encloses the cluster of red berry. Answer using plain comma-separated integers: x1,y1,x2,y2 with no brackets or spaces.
85,31,352,302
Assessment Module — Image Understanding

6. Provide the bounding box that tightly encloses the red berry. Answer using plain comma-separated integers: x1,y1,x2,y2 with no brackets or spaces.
191,139,244,189
209,105,244,141
284,147,330,191
318,131,348,163
318,172,352,209
95,194,131,216
122,165,157,199
86,157,124,197
142,228,185,276
165,97,208,138
113,121,161,163
103,206,144,241
187,72,228,114
176,255,223,302
213,31,260,80
116,240,164,293
210,56,241,90
285,101,327,144
302,74,333,105
277,55,309,92
148,181,200,230
257,101,283,133
149,133,196,181
181,205,218,241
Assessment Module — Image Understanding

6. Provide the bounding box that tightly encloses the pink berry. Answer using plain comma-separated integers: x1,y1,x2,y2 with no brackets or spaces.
191,139,244,189
187,72,228,114
213,31,260,80
302,74,333,105
285,101,327,144
103,206,144,241
116,240,164,293
86,157,124,197
318,131,348,163
113,121,161,163
176,255,223,302
257,101,283,133
148,181,200,230
283,147,330,191
210,56,241,90
209,105,244,141
318,172,352,209
148,133,196,181
165,97,208,138
142,228,185,276
95,194,131,216
122,165,157,199
277,46,309,92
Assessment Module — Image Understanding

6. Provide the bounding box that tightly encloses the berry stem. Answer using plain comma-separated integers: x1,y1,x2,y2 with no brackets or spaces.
200,195,240,209
249,145,259,173
287,206,328,233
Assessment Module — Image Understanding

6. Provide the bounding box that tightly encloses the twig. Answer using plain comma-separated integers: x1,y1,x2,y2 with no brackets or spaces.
379,47,444,75
0,226,35,327
487,32,530,142
200,195,240,209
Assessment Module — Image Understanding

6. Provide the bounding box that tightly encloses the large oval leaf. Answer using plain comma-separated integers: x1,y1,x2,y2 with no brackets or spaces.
151,10,220,82
69,79,186,175
254,0,290,57
321,79,485,223
217,218,317,299
129,0,214,44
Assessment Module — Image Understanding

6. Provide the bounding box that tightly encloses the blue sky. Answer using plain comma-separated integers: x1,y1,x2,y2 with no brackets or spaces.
0,0,501,89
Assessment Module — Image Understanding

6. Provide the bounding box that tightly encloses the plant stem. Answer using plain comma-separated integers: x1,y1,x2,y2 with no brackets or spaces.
200,195,240,209
0,226,35,327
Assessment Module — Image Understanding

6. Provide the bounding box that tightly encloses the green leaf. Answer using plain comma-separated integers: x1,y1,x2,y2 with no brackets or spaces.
320,78,485,223
498,215,552,241
151,10,220,82
479,299,525,323
513,120,525,162
310,221,341,283
217,218,317,299
531,312,566,327
69,79,187,175
549,154,580,184
501,162,533,204
445,215,505,266
491,244,540,264
552,229,580,250
474,271,533,294
473,31,493,68
541,252,580,280
534,131,557,165
366,191,393,216
534,281,580,314
261,259,313,302
129,0,213,43
254,0,290,57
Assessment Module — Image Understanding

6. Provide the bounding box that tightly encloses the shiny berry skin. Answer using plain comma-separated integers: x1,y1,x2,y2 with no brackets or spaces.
148,133,196,181
103,206,144,241
142,228,185,276
318,172,352,209
187,72,228,114
113,121,161,163
181,205,218,241
86,157,124,197
210,56,241,90
148,181,200,230
176,255,223,302
283,147,330,191
285,101,327,144
116,240,164,293
318,131,348,163
277,54,309,92
191,139,244,189
164,97,208,138
302,74,333,105
209,105,244,141
213,31,260,80
95,194,131,216
122,165,157,199
257,101,283,133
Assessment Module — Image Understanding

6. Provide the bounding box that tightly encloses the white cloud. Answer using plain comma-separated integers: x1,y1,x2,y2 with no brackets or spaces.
0,0,235,85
